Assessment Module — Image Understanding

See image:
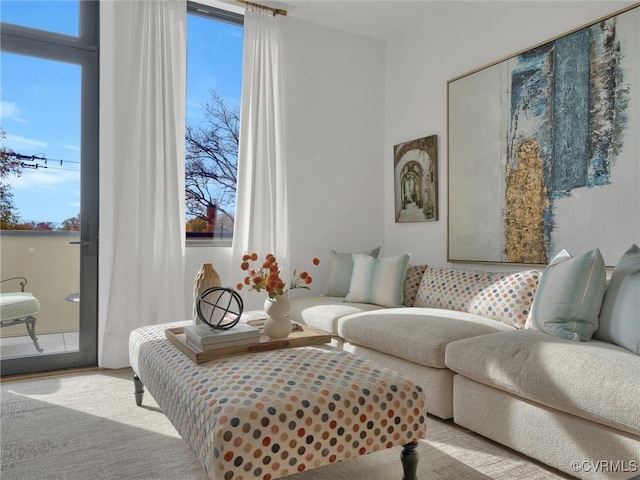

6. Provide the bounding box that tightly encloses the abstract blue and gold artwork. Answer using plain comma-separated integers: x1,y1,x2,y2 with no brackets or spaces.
448,5,639,266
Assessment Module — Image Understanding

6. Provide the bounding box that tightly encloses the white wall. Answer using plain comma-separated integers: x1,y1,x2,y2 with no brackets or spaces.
184,16,386,312
281,17,386,295
384,1,636,268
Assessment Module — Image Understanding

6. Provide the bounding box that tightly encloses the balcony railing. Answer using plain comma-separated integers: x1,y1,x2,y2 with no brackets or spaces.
1,230,80,340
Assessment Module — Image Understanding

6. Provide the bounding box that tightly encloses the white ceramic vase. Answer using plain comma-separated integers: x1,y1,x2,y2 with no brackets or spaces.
263,296,292,339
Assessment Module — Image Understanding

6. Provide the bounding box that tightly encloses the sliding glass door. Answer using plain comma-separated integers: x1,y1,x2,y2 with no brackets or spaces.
0,1,99,376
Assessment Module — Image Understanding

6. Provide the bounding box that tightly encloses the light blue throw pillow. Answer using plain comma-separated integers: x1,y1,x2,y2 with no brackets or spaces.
531,248,606,342
344,253,410,308
595,244,640,354
323,247,381,297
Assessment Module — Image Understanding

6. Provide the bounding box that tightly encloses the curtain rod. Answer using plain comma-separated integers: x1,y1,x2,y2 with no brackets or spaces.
234,0,287,17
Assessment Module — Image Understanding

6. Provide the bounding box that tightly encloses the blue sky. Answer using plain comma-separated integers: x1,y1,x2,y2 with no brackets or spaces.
0,1,243,225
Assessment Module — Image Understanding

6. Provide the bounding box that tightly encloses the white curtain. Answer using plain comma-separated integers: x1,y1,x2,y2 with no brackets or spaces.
231,8,288,310
100,0,186,368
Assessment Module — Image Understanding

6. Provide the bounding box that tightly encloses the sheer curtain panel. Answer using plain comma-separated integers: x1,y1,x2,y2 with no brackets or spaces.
100,0,186,368
231,8,288,310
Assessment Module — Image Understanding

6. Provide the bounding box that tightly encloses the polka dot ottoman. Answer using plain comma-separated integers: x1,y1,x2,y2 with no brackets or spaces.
130,321,427,480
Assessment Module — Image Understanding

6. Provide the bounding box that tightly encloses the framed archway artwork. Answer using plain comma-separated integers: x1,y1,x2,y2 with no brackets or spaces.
447,4,639,266
394,135,438,223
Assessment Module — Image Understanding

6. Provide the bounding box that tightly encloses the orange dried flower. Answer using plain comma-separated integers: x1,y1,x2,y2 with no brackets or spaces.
237,253,321,299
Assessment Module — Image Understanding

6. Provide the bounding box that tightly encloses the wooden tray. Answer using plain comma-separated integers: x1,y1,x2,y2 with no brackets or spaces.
165,324,332,364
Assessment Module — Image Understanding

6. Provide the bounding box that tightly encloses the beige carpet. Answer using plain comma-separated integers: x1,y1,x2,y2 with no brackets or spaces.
1,368,573,480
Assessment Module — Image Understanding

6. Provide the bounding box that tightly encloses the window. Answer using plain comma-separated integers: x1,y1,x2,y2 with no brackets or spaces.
185,2,243,245
0,0,79,36
0,0,98,232
0,0,99,375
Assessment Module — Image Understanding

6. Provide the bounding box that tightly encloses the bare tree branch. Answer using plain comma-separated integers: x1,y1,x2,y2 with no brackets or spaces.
185,91,239,235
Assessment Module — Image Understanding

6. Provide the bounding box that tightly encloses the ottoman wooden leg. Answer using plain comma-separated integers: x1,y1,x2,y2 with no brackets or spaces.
133,374,145,407
401,440,419,480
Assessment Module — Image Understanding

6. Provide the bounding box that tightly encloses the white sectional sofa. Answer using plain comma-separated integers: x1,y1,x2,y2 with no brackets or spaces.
288,247,640,479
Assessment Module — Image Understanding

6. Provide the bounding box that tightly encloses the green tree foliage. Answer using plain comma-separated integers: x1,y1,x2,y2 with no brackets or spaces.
60,213,80,231
185,216,207,233
0,129,22,229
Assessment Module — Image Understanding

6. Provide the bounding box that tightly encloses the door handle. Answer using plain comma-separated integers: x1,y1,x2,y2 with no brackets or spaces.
69,241,92,245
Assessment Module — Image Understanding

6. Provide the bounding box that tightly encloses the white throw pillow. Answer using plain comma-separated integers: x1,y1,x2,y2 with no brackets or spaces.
531,248,606,341
323,247,381,297
595,244,640,354
345,253,410,308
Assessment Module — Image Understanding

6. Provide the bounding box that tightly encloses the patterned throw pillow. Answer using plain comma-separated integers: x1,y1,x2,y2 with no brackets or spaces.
414,266,541,328
403,264,428,307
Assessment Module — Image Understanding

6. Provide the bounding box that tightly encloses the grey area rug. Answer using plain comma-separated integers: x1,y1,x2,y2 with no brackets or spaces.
1,368,573,480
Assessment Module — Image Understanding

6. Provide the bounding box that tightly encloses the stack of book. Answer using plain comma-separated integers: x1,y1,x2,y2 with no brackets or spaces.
183,323,261,351
238,310,269,329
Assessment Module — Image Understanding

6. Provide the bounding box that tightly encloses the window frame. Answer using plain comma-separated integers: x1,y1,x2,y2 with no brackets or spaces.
0,0,100,376
185,1,243,249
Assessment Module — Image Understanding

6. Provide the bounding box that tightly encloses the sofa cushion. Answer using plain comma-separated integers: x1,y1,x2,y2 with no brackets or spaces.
338,308,515,369
531,248,606,342
445,329,640,436
403,264,428,307
414,266,540,328
595,244,640,354
345,253,410,308
288,295,385,335
323,247,381,297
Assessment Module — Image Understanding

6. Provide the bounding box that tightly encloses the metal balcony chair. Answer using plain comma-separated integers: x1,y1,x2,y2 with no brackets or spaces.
0,277,43,353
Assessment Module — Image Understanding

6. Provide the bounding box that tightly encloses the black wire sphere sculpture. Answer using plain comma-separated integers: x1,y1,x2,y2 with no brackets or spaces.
196,286,244,330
